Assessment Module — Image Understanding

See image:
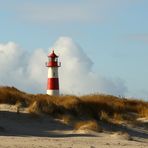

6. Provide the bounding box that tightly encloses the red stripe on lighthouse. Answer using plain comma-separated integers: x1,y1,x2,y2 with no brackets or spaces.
47,78,59,90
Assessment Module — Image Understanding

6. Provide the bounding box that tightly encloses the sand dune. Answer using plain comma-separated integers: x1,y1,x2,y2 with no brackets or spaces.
0,104,148,148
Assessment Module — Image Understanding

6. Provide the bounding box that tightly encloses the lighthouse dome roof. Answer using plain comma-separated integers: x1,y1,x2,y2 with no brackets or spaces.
48,50,58,58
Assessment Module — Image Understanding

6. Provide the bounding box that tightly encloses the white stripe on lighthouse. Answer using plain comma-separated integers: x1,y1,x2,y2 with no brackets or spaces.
47,90,59,96
48,67,58,78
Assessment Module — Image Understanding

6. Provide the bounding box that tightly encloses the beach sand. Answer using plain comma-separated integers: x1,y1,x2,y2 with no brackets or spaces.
0,104,148,148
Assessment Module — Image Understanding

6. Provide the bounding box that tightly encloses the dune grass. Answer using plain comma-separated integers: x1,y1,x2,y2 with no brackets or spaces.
0,86,148,125
74,120,102,132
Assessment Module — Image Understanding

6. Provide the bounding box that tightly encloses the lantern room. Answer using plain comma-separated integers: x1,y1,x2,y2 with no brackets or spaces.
46,50,61,67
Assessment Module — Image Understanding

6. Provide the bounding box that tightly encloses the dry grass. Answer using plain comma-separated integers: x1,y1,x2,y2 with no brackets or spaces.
0,86,32,106
112,113,124,124
138,106,148,118
74,120,102,132
57,114,75,124
0,86,148,124
100,111,110,121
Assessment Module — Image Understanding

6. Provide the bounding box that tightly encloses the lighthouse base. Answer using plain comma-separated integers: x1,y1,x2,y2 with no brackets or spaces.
47,90,59,96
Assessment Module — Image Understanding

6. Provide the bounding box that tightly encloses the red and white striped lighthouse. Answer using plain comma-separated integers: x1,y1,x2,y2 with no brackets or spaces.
46,50,61,95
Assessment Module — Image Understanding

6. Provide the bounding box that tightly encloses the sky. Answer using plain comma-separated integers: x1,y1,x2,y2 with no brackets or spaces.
0,0,148,100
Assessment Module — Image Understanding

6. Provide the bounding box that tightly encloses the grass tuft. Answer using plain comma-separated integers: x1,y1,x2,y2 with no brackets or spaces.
74,120,102,132
0,86,148,125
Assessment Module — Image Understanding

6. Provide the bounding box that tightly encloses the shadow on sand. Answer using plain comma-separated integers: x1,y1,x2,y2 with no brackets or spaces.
0,111,148,140
0,111,94,138
100,120,148,140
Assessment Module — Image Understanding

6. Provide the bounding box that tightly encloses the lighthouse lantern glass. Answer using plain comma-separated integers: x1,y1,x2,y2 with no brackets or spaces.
55,57,58,62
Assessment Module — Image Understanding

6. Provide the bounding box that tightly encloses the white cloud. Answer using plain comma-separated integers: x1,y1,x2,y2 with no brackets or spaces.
0,37,128,96
0,42,23,79
51,37,128,95
26,49,47,85
0,42,47,93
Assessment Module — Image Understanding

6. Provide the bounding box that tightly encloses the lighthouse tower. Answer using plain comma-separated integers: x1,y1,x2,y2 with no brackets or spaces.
46,50,61,95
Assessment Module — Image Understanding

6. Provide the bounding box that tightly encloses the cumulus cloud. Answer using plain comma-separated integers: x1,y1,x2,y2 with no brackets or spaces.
0,42,47,93
0,42,24,83
0,37,128,96
51,37,128,95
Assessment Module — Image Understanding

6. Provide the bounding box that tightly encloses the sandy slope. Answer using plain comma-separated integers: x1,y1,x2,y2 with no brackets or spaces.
0,104,148,148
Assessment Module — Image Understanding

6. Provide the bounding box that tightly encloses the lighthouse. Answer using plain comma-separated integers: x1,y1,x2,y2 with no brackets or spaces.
46,50,61,95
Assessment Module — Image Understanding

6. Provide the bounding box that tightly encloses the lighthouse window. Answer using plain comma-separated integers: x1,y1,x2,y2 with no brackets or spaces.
55,58,58,62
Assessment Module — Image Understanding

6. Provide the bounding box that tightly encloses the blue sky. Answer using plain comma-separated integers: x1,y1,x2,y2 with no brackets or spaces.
0,0,148,99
